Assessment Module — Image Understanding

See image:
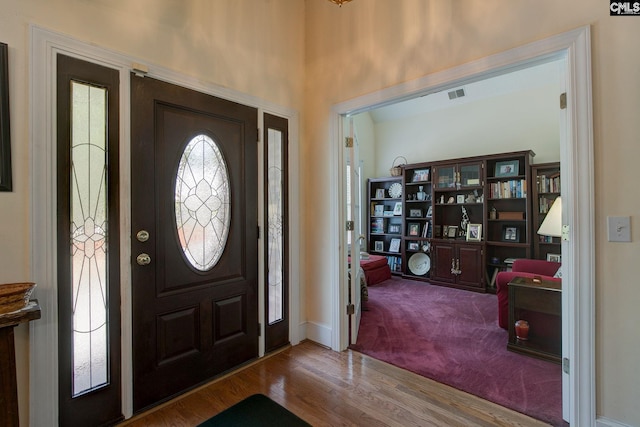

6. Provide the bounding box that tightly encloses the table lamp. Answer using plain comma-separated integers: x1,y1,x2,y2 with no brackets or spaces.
537,196,562,237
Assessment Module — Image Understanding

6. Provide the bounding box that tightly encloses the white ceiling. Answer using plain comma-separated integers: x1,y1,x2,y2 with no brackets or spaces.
368,60,563,123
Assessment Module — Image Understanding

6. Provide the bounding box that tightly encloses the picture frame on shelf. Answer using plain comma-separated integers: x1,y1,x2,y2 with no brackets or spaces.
495,160,519,177
389,238,401,253
375,188,385,199
426,206,432,218
388,223,401,234
502,225,520,242
373,204,384,216
456,194,465,204
409,208,422,218
442,225,449,237
408,242,419,251
547,253,561,263
408,223,420,236
466,223,482,241
383,210,394,217
374,241,384,252
412,168,430,182
393,202,402,215
447,225,459,238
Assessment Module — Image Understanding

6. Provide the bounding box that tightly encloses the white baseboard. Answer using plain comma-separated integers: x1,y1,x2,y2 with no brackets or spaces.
301,321,332,348
597,416,636,427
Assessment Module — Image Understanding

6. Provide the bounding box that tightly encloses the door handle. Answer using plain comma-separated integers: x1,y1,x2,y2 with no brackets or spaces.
136,230,150,242
137,253,151,266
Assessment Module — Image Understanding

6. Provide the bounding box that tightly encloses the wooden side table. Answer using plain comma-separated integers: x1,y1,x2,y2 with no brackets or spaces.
507,277,561,363
0,300,41,426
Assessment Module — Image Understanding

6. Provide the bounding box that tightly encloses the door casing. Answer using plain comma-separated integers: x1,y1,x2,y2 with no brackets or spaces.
332,26,595,425
29,25,300,423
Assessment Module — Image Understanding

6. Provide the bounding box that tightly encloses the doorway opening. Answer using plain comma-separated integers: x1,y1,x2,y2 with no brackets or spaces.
335,26,594,425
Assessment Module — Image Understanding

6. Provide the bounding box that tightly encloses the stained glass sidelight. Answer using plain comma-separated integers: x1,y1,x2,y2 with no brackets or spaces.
267,128,284,324
175,134,231,271
70,81,109,396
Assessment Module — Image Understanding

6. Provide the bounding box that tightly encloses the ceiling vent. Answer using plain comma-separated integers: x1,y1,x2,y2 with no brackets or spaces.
447,88,466,100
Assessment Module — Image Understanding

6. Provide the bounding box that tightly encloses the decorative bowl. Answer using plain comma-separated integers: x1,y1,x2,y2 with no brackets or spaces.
0,282,37,314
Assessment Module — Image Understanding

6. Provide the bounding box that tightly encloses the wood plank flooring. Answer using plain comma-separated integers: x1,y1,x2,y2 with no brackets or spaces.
120,340,551,426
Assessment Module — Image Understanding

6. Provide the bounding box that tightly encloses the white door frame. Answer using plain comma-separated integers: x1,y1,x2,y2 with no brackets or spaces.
29,25,301,424
331,26,594,426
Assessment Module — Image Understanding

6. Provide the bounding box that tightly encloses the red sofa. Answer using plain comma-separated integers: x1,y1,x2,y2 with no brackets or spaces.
496,258,561,329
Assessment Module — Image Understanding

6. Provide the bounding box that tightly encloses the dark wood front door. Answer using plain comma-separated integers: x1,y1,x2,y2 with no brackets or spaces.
131,75,258,412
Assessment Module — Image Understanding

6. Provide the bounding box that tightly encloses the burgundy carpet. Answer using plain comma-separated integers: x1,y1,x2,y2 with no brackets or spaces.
351,277,564,426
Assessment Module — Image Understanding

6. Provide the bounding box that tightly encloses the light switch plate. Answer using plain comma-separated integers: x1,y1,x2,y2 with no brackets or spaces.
607,216,631,242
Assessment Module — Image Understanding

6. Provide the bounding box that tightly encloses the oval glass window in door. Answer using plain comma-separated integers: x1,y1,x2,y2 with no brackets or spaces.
175,134,231,271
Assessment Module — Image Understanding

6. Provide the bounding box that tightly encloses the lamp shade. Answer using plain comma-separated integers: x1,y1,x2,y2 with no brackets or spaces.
537,196,562,237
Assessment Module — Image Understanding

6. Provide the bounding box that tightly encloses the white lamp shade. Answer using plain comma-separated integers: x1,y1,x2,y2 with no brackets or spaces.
537,196,562,237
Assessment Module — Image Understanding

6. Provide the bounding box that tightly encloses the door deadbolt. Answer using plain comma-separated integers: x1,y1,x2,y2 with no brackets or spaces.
136,230,150,242
136,253,151,266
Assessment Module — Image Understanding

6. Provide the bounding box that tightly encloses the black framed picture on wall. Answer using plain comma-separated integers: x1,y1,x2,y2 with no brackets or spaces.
0,42,12,192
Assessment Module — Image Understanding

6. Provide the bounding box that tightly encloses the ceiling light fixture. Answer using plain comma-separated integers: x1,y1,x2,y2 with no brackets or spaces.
329,0,353,6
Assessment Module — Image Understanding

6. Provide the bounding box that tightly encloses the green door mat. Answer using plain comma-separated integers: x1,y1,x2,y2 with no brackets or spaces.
198,394,312,426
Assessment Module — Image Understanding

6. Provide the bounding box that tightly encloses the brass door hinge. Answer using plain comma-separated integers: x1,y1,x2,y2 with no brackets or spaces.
346,220,354,231
560,92,567,109
346,304,355,315
345,137,353,148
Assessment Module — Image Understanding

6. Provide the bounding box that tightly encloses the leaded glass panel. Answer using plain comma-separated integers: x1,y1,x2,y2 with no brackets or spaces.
267,128,284,324
175,134,231,271
70,81,109,396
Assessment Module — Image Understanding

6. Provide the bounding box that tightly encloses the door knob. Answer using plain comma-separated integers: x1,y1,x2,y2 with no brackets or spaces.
136,253,151,266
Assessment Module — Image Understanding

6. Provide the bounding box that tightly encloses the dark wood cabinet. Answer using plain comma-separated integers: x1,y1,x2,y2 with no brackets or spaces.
431,241,484,290
507,277,561,363
0,301,41,427
531,162,561,260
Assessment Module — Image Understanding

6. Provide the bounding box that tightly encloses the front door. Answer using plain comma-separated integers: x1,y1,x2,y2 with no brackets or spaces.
131,75,258,412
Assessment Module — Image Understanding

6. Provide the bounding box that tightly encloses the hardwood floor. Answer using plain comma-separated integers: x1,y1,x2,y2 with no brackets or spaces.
120,340,551,427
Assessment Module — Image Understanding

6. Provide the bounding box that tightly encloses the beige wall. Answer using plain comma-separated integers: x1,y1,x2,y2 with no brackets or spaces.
304,0,639,425
0,0,304,424
370,83,561,176
1,0,639,425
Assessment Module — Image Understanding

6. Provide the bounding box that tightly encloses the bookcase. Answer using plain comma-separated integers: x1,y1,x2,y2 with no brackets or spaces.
367,177,404,273
531,162,561,260
367,150,536,292
484,151,535,291
402,164,433,280
430,159,485,291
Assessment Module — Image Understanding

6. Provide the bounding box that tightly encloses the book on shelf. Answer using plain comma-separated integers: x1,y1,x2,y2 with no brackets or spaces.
538,196,558,213
371,217,384,233
386,255,402,272
489,179,527,198
422,221,430,237
537,173,561,193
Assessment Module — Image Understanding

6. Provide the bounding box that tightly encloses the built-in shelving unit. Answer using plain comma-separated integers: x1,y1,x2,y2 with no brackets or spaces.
367,150,539,292
531,162,561,260
367,177,404,273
